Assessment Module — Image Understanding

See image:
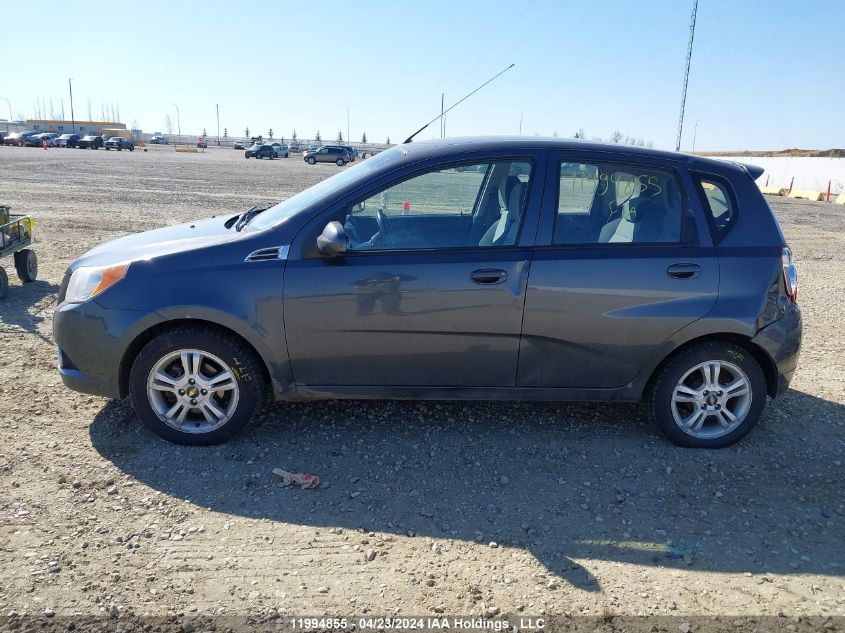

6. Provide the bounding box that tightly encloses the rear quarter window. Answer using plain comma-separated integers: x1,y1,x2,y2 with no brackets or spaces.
696,176,737,240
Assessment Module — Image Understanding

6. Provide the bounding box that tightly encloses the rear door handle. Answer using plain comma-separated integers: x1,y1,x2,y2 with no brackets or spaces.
667,263,702,279
470,268,508,284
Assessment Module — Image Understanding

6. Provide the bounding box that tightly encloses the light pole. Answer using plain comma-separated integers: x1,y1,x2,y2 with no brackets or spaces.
346,107,350,145
60,98,65,120
691,119,700,152
68,78,75,133
216,104,220,146
0,97,11,132
519,113,523,136
171,103,181,141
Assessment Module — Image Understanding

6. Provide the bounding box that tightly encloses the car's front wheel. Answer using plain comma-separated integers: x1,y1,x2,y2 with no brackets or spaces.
648,341,767,448
307,156,316,165
129,326,265,445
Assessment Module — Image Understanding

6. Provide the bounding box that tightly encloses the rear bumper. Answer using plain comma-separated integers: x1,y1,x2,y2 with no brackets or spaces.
751,301,802,397
53,300,163,399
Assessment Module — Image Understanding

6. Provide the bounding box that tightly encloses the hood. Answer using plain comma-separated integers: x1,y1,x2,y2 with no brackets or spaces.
70,216,252,271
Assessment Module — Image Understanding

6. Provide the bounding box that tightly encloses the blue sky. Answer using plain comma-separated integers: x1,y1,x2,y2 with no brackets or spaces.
2,0,842,150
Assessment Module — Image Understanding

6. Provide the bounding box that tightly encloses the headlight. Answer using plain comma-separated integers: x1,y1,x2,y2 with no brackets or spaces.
65,263,129,303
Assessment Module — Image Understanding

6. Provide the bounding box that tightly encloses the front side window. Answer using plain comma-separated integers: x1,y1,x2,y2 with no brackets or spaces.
554,160,684,245
344,159,532,251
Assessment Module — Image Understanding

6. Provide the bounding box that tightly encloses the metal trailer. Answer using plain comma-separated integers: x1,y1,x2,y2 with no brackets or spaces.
0,205,38,299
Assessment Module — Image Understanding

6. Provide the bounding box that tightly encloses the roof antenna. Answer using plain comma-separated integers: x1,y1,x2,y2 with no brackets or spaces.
403,63,515,144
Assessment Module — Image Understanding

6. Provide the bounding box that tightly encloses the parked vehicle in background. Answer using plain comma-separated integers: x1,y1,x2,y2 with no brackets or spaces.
105,137,135,151
55,134,81,148
30,132,59,147
3,132,36,147
0,132,6,144
78,135,105,149
341,146,358,161
244,143,276,159
149,136,168,145
303,145,352,165
288,143,302,153
53,138,802,448
197,137,208,149
271,143,289,158
233,140,245,150
249,136,263,146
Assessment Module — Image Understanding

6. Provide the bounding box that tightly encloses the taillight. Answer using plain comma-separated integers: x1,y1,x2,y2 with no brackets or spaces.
782,246,798,302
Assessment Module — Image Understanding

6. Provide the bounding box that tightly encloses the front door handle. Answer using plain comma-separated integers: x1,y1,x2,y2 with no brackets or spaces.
470,268,508,284
667,263,702,279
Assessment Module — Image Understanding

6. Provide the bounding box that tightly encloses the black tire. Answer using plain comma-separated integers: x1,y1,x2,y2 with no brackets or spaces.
129,326,266,446
0,267,7,300
648,341,767,448
336,158,345,166
307,156,316,165
14,248,37,283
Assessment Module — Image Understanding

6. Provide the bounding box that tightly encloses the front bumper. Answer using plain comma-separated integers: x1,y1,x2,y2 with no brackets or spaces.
751,300,802,396
53,300,163,399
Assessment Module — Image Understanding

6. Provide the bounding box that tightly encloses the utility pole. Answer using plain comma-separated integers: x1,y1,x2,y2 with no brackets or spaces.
675,0,699,152
60,98,65,120
346,107,350,146
0,97,11,132
440,93,444,138
519,113,523,136
216,104,220,146
68,78,75,133
692,119,700,152
171,103,181,141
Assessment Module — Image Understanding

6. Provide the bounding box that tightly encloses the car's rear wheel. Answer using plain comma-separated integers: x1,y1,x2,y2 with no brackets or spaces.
307,156,316,165
14,249,37,283
129,326,265,445
336,158,345,166
648,341,767,448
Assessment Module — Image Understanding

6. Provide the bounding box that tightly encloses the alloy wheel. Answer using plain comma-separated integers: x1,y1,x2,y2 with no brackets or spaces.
670,360,752,439
146,349,239,434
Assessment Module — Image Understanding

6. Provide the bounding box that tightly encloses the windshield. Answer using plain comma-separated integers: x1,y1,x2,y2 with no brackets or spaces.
247,147,404,232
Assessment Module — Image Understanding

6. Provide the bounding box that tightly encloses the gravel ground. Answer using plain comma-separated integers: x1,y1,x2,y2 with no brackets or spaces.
0,146,843,630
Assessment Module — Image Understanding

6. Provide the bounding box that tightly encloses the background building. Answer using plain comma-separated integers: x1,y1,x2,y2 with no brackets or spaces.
26,119,128,136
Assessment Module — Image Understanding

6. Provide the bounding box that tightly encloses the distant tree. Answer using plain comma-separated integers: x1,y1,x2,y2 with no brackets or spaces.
361,132,367,143
386,136,390,144
245,126,250,137
269,128,273,140
292,129,297,141
223,128,228,138
337,130,343,142
573,128,586,139
552,130,558,138
315,130,321,142
610,130,623,143
279,136,285,144
202,127,207,137
164,114,173,135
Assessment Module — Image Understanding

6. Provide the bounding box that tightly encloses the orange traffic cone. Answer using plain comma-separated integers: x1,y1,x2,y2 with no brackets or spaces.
42,138,48,150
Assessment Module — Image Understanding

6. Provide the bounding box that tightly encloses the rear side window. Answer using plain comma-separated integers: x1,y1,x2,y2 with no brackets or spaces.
697,177,736,236
554,160,686,245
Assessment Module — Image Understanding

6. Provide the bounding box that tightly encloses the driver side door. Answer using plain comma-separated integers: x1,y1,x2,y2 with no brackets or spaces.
282,154,545,390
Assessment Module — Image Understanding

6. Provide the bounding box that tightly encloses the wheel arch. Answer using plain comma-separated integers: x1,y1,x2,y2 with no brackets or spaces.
643,333,779,399
118,318,273,399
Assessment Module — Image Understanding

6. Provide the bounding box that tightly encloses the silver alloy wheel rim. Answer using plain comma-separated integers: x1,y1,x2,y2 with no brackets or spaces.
146,349,239,434
671,360,752,439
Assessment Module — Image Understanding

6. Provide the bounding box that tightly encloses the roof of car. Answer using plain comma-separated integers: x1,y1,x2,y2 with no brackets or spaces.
398,136,753,178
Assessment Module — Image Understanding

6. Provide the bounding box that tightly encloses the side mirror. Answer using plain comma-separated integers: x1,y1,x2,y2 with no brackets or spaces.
316,221,348,256
355,200,366,212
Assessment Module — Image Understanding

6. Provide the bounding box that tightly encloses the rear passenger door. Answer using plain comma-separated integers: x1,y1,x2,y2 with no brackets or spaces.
519,152,718,389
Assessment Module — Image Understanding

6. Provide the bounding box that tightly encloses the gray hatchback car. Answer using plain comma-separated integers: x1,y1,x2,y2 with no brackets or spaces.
54,138,801,448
